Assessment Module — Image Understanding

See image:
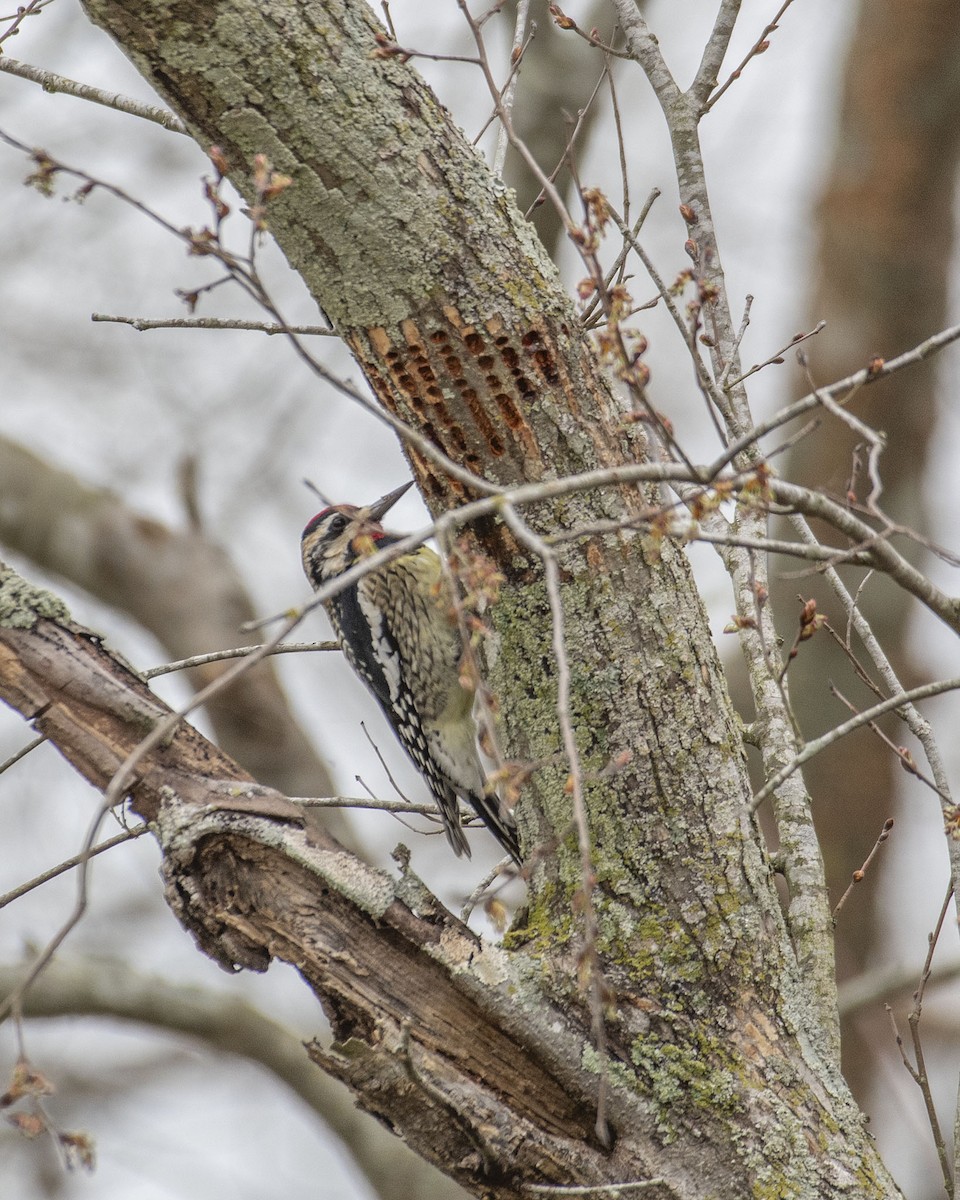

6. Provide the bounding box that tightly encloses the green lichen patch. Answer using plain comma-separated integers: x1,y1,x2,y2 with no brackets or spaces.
630,1029,744,1141
0,565,70,629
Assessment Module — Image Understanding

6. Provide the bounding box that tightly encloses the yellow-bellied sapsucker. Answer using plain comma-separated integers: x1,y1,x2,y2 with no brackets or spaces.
300,482,520,863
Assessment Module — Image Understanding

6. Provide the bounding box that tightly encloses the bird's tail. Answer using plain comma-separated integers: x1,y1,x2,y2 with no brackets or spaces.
466,790,521,865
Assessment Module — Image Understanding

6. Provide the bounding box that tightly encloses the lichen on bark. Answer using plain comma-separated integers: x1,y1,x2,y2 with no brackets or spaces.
0,562,71,629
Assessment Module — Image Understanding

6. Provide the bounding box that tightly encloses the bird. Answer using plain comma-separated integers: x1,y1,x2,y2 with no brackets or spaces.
300,482,521,863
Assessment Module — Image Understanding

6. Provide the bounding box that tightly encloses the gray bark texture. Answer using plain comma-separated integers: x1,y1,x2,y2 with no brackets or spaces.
0,0,904,1194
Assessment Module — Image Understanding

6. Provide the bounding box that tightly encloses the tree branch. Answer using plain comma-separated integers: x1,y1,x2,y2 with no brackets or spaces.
1,956,467,1200
0,55,186,131
771,479,960,634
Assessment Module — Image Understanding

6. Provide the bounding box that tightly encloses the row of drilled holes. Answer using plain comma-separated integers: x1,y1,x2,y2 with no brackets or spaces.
379,325,562,459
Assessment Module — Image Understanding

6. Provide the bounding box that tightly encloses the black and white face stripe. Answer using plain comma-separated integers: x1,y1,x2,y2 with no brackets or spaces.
301,483,413,574
303,507,350,540
300,505,379,587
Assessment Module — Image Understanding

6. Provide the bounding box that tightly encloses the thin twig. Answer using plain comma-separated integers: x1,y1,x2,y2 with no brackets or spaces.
709,321,960,476
796,349,886,513
523,1182,666,1195
500,501,610,1148
0,734,46,776
716,294,753,389
143,641,339,679
750,677,960,812
723,320,826,390
790,511,955,813
899,880,956,1198
434,528,511,809
831,818,894,922
546,7,632,59
607,203,730,428
830,683,948,802
289,795,445,816
693,528,870,565
460,858,514,924
0,56,186,132
0,0,54,49
579,189,659,327
700,0,799,115
547,516,873,566
770,478,960,635
822,617,885,699
91,313,337,335
0,825,148,912
606,50,629,228
359,720,419,807
524,67,609,219
455,0,577,233
775,595,825,684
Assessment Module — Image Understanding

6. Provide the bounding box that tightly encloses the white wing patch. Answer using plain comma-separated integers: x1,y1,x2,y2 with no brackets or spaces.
357,584,403,705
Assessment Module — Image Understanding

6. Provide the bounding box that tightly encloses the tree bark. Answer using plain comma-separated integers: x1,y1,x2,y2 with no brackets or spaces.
0,0,904,1191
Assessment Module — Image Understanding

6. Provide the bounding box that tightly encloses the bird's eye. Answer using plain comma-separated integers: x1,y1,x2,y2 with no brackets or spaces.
328,514,348,535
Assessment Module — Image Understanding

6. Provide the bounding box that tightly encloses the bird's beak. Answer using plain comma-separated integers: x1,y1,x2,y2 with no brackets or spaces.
367,481,415,522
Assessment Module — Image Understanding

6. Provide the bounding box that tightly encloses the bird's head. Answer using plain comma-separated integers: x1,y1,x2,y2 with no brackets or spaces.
301,481,413,587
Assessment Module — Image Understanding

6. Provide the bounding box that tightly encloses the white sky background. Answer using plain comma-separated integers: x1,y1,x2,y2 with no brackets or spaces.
0,0,958,1196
